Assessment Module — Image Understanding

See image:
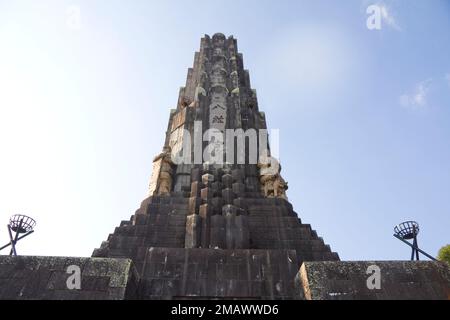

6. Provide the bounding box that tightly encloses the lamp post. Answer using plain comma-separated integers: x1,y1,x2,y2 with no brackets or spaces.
393,221,436,261
0,214,36,256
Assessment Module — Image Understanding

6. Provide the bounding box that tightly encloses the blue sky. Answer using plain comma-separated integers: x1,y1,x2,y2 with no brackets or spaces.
0,0,449,260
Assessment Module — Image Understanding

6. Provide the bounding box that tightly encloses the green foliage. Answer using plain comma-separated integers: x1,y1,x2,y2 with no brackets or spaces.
437,245,450,264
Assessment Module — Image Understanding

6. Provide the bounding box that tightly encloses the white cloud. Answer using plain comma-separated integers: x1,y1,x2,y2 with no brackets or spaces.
400,79,432,109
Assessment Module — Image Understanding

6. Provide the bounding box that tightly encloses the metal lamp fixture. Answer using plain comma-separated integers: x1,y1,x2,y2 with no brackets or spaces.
0,214,36,256
393,221,436,261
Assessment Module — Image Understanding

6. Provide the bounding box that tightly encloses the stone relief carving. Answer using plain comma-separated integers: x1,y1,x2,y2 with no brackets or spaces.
213,47,223,56
230,71,239,89
229,56,238,71
212,33,225,47
211,67,227,87
209,92,227,132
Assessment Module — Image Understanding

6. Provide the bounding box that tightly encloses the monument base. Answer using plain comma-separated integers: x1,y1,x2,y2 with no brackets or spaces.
1,255,449,300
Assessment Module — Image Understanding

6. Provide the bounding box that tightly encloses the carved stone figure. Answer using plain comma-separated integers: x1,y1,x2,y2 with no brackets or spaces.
274,175,288,199
258,155,288,199
180,97,191,109
155,147,174,195
259,174,275,197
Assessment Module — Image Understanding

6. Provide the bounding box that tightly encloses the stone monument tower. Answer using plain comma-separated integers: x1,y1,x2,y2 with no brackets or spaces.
1,33,448,301
92,33,339,299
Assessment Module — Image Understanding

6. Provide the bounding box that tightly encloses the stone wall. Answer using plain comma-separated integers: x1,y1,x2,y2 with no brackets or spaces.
2,255,449,300
138,248,303,300
0,255,138,300
296,261,450,300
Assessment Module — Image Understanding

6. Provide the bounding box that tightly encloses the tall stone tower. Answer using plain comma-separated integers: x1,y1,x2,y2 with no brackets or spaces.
93,33,339,299
0,33,447,302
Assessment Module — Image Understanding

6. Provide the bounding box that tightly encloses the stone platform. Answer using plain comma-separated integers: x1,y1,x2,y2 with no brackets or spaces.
1,254,449,300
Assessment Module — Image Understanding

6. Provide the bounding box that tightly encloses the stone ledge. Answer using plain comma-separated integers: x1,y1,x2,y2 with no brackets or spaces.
0,255,139,300
295,260,450,300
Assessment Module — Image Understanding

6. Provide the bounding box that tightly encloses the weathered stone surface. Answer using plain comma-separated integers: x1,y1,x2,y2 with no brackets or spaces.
296,261,450,300
0,255,139,300
185,214,202,249
139,247,302,299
